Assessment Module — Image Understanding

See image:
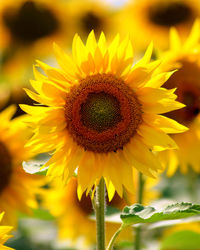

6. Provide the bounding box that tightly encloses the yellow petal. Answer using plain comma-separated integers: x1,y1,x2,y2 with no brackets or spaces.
143,114,188,134
138,124,178,151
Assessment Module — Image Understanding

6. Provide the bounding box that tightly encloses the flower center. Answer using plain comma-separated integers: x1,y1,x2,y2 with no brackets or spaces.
164,61,200,124
65,73,142,153
81,11,103,34
149,2,192,27
0,142,12,193
3,1,59,44
81,92,121,132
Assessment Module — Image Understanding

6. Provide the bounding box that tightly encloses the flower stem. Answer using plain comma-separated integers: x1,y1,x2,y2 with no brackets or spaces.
135,172,145,250
95,178,106,250
106,225,123,250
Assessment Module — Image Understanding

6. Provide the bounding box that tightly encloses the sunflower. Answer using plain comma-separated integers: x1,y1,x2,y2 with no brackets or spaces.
0,212,13,250
44,177,133,247
0,0,70,53
0,106,43,227
21,31,187,200
158,21,200,175
0,0,72,84
66,0,117,40
118,0,200,50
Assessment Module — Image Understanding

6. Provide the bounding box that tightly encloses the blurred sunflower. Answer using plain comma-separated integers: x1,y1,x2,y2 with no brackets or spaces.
0,0,72,90
66,0,117,40
0,212,13,250
158,21,200,175
0,0,73,115
0,0,70,56
0,106,43,227
164,221,200,237
118,0,200,50
21,31,187,200
130,168,159,206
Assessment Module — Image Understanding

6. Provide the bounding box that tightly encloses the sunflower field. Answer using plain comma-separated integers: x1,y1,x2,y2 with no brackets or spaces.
0,0,200,250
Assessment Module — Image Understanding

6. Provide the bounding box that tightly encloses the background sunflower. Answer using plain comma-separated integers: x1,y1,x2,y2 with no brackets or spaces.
117,0,200,51
158,21,200,175
0,106,44,227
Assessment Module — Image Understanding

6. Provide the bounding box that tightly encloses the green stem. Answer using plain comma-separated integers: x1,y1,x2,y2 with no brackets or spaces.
135,172,145,250
95,178,106,250
106,226,123,250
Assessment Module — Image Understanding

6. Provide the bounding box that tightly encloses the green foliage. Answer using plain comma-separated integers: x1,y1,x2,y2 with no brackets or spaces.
120,203,200,227
19,208,55,221
161,230,200,250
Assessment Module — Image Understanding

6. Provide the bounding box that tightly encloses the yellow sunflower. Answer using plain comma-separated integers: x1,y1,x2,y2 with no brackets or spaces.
66,0,117,41
164,221,200,237
0,105,43,227
21,31,187,200
0,0,72,85
118,0,200,50
0,212,13,250
158,21,200,175
0,0,70,53
44,177,133,247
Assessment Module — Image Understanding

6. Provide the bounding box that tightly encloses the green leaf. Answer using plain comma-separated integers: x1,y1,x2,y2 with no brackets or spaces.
161,230,200,250
120,203,200,227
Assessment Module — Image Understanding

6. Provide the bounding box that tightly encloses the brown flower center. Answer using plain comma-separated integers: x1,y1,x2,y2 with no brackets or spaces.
81,11,103,34
164,61,200,125
65,73,142,153
149,2,193,27
0,142,12,193
3,0,59,44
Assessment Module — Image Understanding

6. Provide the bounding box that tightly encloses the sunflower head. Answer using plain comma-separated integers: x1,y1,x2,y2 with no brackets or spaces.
2,0,59,44
0,106,45,227
118,0,200,50
21,31,187,200
158,20,200,175
0,0,62,46
66,0,116,39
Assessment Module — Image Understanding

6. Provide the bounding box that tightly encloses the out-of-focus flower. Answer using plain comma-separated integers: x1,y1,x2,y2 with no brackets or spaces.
66,0,117,40
158,20,200,175
0,0,72,90
0,0,73,115
0,0,70,57
117,0,200,51
0,106,44,227
164,222,200,237
0,212,13,250
20,31,187,200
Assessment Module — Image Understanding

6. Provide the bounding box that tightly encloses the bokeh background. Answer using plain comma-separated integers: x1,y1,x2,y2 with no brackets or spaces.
1,0,200,249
